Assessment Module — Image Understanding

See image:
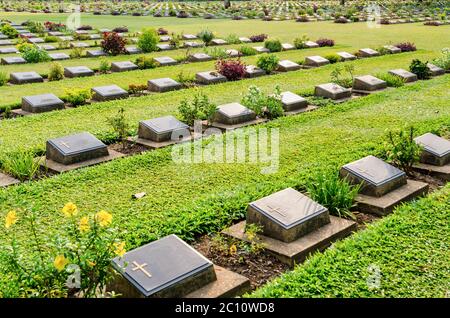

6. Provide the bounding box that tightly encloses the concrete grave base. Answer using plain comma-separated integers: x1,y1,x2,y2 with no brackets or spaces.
128,134,196,150
352,87,389,95
210,118,268,131
355,179,429,216
39,150,125,173
223,216,356,267
284,105,318,116
412,163,450,181
0,172,20,187
11,108,65,117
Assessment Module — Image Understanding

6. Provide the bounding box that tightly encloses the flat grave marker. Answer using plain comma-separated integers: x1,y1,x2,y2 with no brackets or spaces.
0,47,19,54
388,69,418,82
414,133,450,166
20,93,65,114
211,39,227,45
281,43,295,50
92,85,129,101
86,49,107,57
427,63,445,76
182,34,197,40
156,43,174,51
64,66,95,78
148,78,182,92
305,55,329,67
153,56,177,66
383,45,401,54
314,83,352,101
125,46,142,54
188,53,212,62
304,41,319,48
253,46,270,53
49,53,70,60
111,61,138,72
277,60,301,72
10,71,44,84
1,56,26,65
359,48,379,57
244,65,265,78
195,71,227,85
337,52,357,61
352,75,387,93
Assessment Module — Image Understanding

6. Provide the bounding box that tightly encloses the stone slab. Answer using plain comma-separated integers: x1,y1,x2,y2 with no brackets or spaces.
214,103,256,125
0,172,20,188
196,71,227,85
359,48,379,57
427,63,445,76
147,78,182,93
305,56,330,67
355,179,429,215
188,53,212,62
315,83,352,101
210,118,267,131
244,65,265,78
22,93,64,113
253,46,270,53
10,72,43,84
211,39,227,45
157,44,174,51
153,56,177,66
352,75,387,92
0,47,18,54
280,91,308,111
92,85,129,101
304,41,319,48
284,105,318,116
412,163,450,181
281,43,295,51
125,46,142,54
182,34,197,40
383,45,401,54
64,66,95,78
337,52,357,61
277,60,301,72
388,69,418,83
1,56,26,65
111,61,138,72
86,50,107,57
184,41,203,48
223,216,357,267
138,115,190,142
49,53,70,60
414,133,450,166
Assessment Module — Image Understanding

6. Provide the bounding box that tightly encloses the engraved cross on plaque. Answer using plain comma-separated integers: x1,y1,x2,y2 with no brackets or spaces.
355,166,375,177
131,261,152,278
59,141,71,149
266,204,286,217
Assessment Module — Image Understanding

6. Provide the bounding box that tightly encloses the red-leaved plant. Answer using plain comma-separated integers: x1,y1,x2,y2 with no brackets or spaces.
316,38,335,47
215,59,246,81
394,42,417,52
101,32,127,56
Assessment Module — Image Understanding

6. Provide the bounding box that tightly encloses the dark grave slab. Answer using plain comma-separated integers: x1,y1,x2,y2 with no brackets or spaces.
414,133,450,166
253,46,270,53
188,53,212,62
305,55,330,67
244,65,265,78
110,234,217,298
388,69,418,82
21,93,64,114
304,41,319,48
359,48,379,57
153,56,177,66
159,35,171,42
352,75,387,93
223,216,356,267
38,44,56,51
184,41,203,48
92,85,129,101
0,172,20,188
156,43,174,51
211,39,227,45
0,39,13,46
280,91,308,112
0,47,18,54
337,52,357,61
70,42,89,48
182,34,197,40
426,63,445,76
247,188,330,242
64,66,95,78
49,53,70,60
239,37,252,43
1,56,26,65
213,103,256,125
111,61,138,72
281,43,295,51
340,155,407,197
46,132,109,165
383,45,401,54
138,115,190,144
277,60,301,72
314,83,352,101
10,71,43,84
125,46,142,54
226,49,240,57
148,78,182,93
196,71,227,85
86,49,107,57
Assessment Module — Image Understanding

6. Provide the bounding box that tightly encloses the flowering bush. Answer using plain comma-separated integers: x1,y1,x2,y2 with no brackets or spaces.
249,34,268,42
1,203,126,297
44,21,66,32
316,38,335,47
101,32,127,56
394,42,416,52
215,59,246,81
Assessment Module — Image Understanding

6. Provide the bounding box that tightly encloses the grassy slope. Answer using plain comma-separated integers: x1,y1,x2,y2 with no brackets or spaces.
251,184,450,298
0,51,443,156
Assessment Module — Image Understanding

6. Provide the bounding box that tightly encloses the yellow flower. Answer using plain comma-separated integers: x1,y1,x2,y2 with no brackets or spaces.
95,210,112,227
78,216,90,233
5,210,18,229
229,244,237,255
54,255,69,272
113,242,126,257
87,260,96,267
62,202,78,218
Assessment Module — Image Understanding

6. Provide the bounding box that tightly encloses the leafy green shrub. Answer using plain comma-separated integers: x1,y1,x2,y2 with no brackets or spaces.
98,58,111,74
25,21,44,34
383,126,421,175
0,71,8,86
293,35,309,49
0,24,18,38
2,203,126,297
178,92,217,126
137,28,159,53
169,33,182,49
176,71,196,87
409,59,432,80
107,108,130,151
256,54,280,74
305,170,360,219
375,72,406,87
63,88,92,106
58,40,70,49
69,47,85,59
432,48,450,70
127,83,147,95
44,35,58,43
241,85,284,119
2,105,12,119
330,65,355,88
240,45,258,56
135,56,158,70
20,45,51,63
264,39,282,52
1,149,40,181
197,29,215,46
225,34,241,44
48,62,64,81
376,46,391,56
324,54,340,64
204,47,228,59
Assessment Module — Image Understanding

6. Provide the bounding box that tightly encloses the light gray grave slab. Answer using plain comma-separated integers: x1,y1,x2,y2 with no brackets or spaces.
184,41,203,48
91,85,129,101
89,34,101,40
426,63,445,76
359,48,379,57
111,61,138,72
49,53,70,60
10,71,43,84
383,45,401,54
414,133,450,166
48,31,63,36
244,65,265,78
0,47,18,54
148,78,182,92
159,35,171,42
247,188,330,242
353,75,387,92
58,36,74,41
253,46,270,53
337,51,357,61
21,93,64,113
214,103,256,125
182,34,197,40
388,69,418,82
277,60,301,72
86,49,107,57
281,43,295,51
280,91,308,111
188,53,212,62
64,66,95,78
304,41,319,48
314,83,352,101
0,33,8,40
70,42,89,48
211,39,227,45
196,71,227,85
156,43,174,51
153,56,177,66
305,55,329,67
38,44,56,51
340,155,407,197
239,37,252,43
226,49,240,57
1,56,26,65
0,39,13,46
138,115,190,142
125,46,142,54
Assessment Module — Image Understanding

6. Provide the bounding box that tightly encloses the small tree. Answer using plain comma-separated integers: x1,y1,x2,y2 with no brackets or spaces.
137,28,159,53
107,108,130,151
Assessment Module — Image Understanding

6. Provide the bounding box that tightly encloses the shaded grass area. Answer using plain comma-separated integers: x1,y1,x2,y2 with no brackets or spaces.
0,76,448,296
251,184,450,298
0,51,442,157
